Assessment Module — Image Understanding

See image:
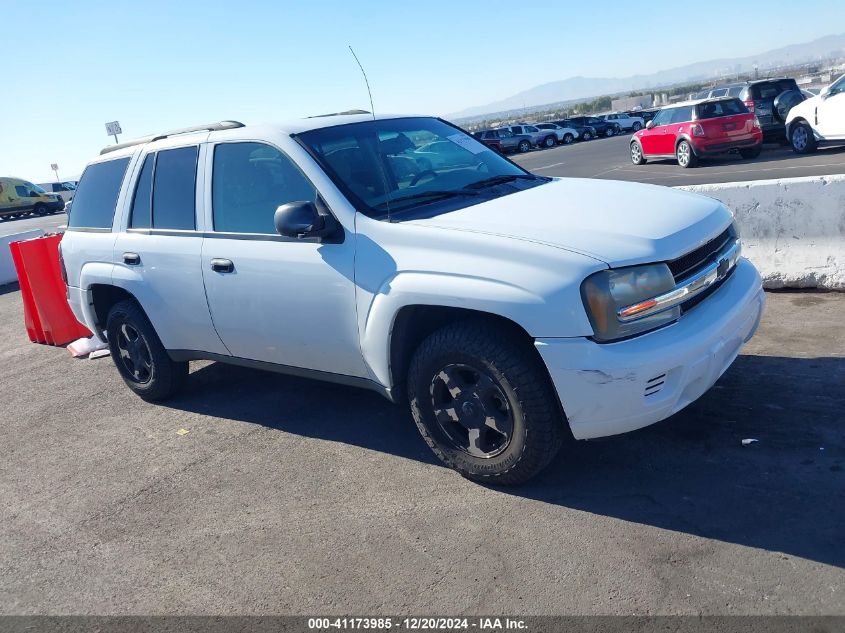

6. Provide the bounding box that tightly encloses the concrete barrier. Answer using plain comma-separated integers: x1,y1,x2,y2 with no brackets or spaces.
678,175,845,290
1,229,46,285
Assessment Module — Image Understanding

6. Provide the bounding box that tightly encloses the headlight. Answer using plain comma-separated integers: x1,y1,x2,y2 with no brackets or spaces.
581,263,678,342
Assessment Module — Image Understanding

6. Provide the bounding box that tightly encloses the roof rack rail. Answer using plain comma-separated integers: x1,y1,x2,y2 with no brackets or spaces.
100,120,245,155
308,109,370,118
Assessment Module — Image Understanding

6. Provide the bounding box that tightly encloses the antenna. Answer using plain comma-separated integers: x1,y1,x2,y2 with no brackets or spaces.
349,46,376,121
349,45,393,222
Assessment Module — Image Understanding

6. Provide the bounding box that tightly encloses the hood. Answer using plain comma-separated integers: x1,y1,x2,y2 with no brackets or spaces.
407,178,732,267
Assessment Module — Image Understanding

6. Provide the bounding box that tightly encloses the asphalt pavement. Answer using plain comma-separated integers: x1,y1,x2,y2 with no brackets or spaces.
512,133,845,186
1,287,843,615
0,212,66,237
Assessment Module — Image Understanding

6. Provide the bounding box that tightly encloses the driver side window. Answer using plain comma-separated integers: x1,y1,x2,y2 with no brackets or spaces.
212,142,317,234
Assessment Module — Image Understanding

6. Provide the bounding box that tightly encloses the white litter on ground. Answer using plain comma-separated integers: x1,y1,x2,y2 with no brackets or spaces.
67,337,109,358
741,438,759,446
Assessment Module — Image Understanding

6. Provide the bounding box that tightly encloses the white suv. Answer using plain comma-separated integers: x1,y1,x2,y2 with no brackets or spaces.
786,73,845,153
61,115,765,484
602,112,645,132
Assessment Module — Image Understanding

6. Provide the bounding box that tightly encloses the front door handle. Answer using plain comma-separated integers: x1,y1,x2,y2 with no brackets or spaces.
210,258,234,273
123,252,140,265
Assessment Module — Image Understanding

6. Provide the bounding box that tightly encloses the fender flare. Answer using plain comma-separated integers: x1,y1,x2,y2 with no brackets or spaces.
675,134,699,156
359,272,547,389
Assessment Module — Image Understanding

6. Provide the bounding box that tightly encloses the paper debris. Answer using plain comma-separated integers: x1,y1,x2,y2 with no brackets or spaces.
741,438,759,446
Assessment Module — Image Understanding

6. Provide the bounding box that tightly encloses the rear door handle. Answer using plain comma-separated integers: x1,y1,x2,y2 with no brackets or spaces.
123,252,140,265
210,258,234,273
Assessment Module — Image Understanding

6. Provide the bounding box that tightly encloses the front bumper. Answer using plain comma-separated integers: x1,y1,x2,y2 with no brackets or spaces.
536,258,764,440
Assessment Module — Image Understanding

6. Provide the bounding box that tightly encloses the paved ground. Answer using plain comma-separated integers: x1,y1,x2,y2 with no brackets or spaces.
0,212,66,238
0,286,843,615
511,133,845,186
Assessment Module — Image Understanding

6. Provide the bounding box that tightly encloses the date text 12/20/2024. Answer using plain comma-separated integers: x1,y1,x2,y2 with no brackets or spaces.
308,617,528,630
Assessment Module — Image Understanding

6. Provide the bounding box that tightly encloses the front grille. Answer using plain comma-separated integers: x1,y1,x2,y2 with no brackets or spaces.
668,227,734,281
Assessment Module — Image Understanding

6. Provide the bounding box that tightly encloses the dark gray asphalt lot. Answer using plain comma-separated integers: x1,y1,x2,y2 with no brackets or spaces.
511,133,845,186
0,285,843,615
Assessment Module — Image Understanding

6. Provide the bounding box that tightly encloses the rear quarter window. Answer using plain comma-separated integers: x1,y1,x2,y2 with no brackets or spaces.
67,158,130,229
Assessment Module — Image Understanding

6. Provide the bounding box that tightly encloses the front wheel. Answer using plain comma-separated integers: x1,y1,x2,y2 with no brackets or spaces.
790,121,817,154
630,141,646,165
632,122,642,132
582,131,593,141
33,204,48,216
543,135,556,148
518,140,531,153
605,127,615,137
676,140,698,168
562,133,574,145
106,300,188,401
407,320,566,485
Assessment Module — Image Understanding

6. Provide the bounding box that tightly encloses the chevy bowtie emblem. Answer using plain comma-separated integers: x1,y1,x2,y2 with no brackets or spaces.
716,257,730,279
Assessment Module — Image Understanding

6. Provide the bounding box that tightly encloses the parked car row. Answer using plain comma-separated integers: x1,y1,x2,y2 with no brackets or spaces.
629,73,845,168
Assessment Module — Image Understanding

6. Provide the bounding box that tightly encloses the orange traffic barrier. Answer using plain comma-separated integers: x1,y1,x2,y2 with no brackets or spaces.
9,233,91,346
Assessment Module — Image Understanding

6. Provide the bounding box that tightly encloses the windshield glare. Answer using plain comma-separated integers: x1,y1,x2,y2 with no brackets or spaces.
296,117,529,217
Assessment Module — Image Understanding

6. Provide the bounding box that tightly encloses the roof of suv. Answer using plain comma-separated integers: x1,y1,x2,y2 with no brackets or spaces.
99,113,424,156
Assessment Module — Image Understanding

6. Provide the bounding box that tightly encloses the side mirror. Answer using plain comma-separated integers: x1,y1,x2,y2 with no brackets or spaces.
820,85,831,99
274,201,330,239
645,120,654,130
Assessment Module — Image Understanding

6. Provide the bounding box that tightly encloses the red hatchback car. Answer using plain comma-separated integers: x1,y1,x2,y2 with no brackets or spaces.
630,97,763,168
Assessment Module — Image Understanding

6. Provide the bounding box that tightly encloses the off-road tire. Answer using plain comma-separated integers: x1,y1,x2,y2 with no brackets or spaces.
106,299,188,401
407,319,566,485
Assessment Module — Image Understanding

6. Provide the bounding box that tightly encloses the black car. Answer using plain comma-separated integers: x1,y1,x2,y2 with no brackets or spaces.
552,119,598,141
695,78,805,141
564,116,620,138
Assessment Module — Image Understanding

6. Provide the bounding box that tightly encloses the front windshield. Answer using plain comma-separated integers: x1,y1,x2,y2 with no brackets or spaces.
296,117,535,219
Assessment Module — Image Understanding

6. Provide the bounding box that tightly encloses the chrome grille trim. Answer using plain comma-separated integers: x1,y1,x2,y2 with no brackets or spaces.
617,239,741,323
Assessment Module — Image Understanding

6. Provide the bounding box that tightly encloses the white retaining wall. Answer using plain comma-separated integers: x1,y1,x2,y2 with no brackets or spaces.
678,175,845,290
0,230,46,285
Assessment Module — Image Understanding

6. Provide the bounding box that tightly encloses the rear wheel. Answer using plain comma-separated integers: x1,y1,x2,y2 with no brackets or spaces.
630,141,646,165
582,131,593,141
740,146,762,159
518,140,531,153
790,121,817,154
106,300,188,401
632,122,642,132
676,140,698,168
408,320,566,485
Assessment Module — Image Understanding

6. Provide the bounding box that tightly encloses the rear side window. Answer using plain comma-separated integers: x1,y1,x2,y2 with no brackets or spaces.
67,158,130,229
696,99,748,119
670,106,694,124
152,146,198,230
212,142,317,234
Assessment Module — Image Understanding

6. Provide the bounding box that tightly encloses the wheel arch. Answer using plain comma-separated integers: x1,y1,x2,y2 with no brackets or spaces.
90,284,143,334
387,305,536,401
675,134,699,156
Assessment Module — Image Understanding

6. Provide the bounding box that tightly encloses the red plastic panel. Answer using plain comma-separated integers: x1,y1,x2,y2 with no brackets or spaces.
9,234,92,346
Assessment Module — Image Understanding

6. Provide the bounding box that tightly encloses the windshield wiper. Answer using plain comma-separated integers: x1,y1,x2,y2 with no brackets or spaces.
463,174,537,190
373,189,479,211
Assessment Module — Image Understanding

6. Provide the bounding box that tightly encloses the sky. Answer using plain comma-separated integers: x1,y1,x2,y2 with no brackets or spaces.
2,0,844,182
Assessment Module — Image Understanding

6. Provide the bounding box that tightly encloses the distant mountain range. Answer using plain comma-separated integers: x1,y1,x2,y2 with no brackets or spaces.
450,33,845,120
